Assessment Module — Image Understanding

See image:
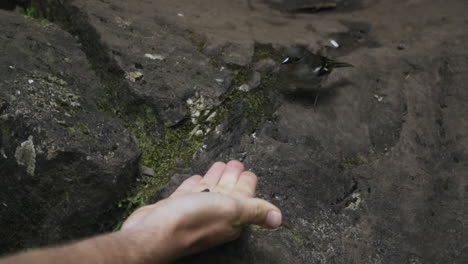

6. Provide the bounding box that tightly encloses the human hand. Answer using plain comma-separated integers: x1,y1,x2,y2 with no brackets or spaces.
120,160,282,262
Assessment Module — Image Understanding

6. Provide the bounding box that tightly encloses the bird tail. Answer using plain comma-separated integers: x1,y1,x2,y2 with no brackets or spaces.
329,60,353,68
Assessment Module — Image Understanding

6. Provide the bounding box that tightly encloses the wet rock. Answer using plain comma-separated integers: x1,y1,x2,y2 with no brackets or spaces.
0,11,140,252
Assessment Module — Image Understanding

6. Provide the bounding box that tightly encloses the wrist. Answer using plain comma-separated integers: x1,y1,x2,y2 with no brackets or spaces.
116,225,182,264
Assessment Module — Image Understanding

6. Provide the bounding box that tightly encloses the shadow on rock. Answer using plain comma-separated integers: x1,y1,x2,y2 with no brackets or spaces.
283,79,353,108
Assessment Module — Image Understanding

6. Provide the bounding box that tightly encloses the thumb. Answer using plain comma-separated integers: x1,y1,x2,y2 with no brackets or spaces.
238,198,282,229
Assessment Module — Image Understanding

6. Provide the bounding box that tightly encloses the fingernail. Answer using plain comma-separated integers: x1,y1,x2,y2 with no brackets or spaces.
265,210,282,228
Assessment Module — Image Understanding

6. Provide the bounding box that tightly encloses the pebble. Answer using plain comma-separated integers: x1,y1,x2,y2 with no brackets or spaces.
374,94,384,102
238,84,251,92
195,130,204,137
190,125,200,136
0,148,7,159
215,125,223,135
144,53,165,60
140,165,155,177
345,193,362,210
330,39,340,48
206,111,217,122
28,79,34,84
126,71,144,82
115,16,132,28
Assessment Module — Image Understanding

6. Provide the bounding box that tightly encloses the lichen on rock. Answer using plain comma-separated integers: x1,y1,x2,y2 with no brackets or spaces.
14,136,36,176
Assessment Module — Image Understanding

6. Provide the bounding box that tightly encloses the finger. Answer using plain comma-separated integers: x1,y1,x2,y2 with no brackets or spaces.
170,175,203,198
197,162,226,189
236,198,282,229
215,160,244,192
233,171,258,197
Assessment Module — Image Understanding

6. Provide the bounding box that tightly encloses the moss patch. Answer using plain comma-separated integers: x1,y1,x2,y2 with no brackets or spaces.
252,43,283,63
112,105,203,230
16,0,39,18
342,154,368,166
67,122,94,141
128,107,203,201
290,228,306,242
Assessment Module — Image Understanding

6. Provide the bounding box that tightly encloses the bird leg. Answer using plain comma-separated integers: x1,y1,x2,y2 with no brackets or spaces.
313,92,320,112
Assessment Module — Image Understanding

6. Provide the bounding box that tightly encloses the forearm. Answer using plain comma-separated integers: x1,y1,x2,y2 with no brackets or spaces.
0,231,173,264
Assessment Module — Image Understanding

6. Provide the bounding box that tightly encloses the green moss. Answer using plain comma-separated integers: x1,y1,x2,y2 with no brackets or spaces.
289,228,306,242
67,122,92,139
183,29,206,52
16,0,39,18
252,43,283,63
232,67,250,87
17,6,37,17
342,155,367,166
214,60,278,127
113,106,203,230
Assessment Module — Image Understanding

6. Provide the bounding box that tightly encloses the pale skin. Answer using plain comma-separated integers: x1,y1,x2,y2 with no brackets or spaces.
0,160,282,264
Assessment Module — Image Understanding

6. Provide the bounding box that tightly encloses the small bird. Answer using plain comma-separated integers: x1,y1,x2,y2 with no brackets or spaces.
279,45,353,107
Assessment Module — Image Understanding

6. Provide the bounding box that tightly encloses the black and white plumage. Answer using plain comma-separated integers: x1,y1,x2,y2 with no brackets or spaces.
279,45,353,92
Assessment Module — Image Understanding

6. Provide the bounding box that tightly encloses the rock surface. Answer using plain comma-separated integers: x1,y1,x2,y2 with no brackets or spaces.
36,0,232,127
1,0,468,263
0,11,140,251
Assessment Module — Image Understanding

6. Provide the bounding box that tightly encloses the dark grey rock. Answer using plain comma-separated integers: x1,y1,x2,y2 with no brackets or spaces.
0,11,140,252
140,165,155,177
